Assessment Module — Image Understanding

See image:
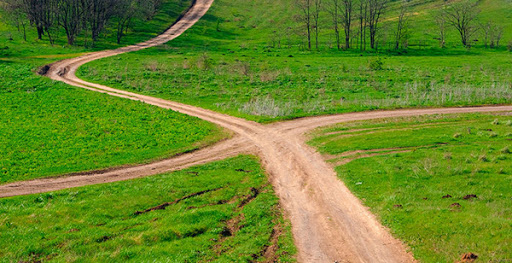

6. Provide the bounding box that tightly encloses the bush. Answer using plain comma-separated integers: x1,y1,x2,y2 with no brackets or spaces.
368,57,384,71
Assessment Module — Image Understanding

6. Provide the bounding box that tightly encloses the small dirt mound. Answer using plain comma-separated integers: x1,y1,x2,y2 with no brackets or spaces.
443,194,452,199
463,194,477,200
460,252,478,262
393,204,403,209
450,203,462,208
37,65,51,76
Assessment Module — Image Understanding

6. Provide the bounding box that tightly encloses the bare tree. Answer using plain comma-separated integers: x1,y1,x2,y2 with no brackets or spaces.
58,0,89,45
340,0,353,49
358,0,368,51
88,0,115,45
312,0,322,50
367,0,387,49
443,1,480,47
327,0,341,49
295,0,313,50
394,1,408,50
435,10,447,48
4,0,28,41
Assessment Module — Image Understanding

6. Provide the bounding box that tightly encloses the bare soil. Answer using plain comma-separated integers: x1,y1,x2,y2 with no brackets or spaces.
2,0,512,262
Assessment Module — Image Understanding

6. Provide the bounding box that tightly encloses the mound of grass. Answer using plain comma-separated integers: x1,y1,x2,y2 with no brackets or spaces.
0,156,296,262
77,0,512,123
309,113,512,262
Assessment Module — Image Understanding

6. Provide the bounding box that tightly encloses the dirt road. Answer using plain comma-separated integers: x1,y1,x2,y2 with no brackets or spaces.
2,0,512,261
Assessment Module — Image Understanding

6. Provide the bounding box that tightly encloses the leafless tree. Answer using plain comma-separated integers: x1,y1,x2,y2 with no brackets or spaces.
312,0,321,50
357,0,368,51
394,1,408,50
435,10,447,48
327,0,341,49
295,0,312,50
481,21,504,48
4,0,28,41
340,0,353,49
443,1,480,47
367,0,387,49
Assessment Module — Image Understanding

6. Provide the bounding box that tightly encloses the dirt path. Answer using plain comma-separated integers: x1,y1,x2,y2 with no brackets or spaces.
2,0,512,261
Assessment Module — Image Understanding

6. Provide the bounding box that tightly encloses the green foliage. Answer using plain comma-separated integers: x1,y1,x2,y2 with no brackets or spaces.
0,156,296,262
309,113,512,262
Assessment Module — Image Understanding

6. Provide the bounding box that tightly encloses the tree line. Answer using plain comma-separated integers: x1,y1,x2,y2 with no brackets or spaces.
2,0,161,46
294,0,506,51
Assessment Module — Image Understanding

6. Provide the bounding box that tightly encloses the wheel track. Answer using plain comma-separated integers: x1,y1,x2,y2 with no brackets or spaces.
2,0,512,261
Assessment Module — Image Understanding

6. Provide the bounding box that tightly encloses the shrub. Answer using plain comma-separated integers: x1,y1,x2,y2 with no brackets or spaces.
368,57,384,71
492,119,500,125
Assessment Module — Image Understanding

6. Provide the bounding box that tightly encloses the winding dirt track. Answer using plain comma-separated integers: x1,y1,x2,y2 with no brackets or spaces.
2,0,512,262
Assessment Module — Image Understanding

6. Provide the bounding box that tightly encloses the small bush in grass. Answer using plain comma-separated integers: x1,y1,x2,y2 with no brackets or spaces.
453,133,462,139
506,120,512,126
489,132,498,138
502,147,511,154
368,57,384,71
492,119,500,125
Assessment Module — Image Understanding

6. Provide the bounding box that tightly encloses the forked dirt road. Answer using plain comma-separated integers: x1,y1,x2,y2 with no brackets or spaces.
2,0,511,262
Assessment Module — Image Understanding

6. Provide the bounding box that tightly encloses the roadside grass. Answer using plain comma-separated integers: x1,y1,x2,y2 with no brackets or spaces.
77,0,512,123
0,0,228,184
0,156,296,262
308,113,512,262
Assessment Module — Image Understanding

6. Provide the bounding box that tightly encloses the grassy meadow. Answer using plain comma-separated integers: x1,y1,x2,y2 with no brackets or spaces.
0,0,232,184
77,0,512,122
0,156,296,262
308,113,512,262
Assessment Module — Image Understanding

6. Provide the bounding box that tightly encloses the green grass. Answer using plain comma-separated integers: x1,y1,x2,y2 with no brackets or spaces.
308,113,512,262
0,155,296,262
0,0,229,184
76,0,512,123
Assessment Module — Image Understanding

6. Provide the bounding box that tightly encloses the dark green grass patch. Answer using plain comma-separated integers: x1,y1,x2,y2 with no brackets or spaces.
309,113,512,262
0,155,296,262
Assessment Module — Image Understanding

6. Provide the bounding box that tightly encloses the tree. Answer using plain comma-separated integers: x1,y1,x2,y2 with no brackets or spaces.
327,0,341,49
367,0,387,49
435,10,447,48
58,0,88,45
394,1,408,50
443,1,479,47
357,0,368,51
295,0,313,50
4,0,28,41
340,0,353,49
312,0,321,50
88,0,116,45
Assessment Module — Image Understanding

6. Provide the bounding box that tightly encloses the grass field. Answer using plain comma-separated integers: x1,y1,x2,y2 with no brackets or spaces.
308,113,512,262
0,0,231,184
77,0,512,122
0,156,296,262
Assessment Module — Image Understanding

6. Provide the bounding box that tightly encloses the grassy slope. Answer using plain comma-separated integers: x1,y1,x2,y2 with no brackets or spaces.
308,113,512,262
0,156,296,262
0,0,230,184
78,0,512,123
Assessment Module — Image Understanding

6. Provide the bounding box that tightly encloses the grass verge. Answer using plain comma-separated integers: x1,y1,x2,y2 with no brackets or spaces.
308,113,512,262
0,155,296,262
